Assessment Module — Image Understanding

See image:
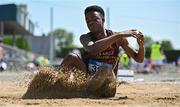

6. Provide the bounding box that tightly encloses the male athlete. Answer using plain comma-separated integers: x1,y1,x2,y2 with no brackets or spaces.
61,5,144,97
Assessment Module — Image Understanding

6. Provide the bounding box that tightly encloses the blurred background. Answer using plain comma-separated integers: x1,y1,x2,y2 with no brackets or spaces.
0,0,179,79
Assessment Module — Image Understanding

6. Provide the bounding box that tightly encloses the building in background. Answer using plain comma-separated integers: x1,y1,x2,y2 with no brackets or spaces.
0,4,35,68
28,35,55,59
0,3,34,36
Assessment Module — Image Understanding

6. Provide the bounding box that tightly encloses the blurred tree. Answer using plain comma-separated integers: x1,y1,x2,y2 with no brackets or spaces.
144,35,154,52
144,36,154,48
50,28,74,48
3,36,31,51
161,40,174,51
49,28,78,57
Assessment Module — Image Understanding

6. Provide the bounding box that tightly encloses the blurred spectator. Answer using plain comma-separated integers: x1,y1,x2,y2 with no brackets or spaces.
150,41,164,74
0,38,7,71
0,38,3,61
26,62,37,72
177,56,180,67
118,53,130,69
34,56,49,66
143,58,152,73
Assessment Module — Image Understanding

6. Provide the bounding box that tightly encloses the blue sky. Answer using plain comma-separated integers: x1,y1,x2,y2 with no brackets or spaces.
0,0,180,49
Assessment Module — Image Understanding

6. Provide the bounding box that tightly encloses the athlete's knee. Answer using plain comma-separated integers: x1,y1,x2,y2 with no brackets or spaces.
61,53,78,66
64,52,80,62
62,52,86,71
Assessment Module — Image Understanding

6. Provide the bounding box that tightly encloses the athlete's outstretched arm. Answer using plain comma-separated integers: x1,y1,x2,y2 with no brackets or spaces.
80,29,141,56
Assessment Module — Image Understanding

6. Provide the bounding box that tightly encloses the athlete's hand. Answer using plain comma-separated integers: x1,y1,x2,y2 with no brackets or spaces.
119,29,140,38
117,29,144,47
134,30,144,46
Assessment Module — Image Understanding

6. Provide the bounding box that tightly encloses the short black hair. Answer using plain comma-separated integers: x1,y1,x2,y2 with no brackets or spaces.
84,5,105,18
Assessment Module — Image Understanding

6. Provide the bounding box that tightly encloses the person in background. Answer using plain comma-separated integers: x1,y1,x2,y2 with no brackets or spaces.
34,56,49,66
0,38,7,71
150,41,164,74
118,53,130,69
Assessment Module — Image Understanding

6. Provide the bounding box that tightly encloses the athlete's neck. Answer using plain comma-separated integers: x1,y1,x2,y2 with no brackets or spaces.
94,29,107,40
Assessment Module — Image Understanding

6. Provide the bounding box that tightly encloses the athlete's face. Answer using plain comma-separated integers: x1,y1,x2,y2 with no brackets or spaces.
85,11,104,33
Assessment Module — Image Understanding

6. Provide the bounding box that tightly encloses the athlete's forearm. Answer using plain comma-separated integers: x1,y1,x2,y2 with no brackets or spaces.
85,33,123,55
135,44,144,63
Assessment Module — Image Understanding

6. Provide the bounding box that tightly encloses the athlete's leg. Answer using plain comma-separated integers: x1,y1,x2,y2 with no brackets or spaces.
61,50,87,72
87,66,116,97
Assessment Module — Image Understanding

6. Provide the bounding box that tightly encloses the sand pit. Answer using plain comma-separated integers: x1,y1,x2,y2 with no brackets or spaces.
0,70,180,107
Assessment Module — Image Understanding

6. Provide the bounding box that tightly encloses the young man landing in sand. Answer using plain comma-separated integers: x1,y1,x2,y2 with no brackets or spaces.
61,5,144,97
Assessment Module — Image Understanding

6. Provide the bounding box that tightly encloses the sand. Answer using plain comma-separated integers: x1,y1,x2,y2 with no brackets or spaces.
0,70,180,107
23,67,88,99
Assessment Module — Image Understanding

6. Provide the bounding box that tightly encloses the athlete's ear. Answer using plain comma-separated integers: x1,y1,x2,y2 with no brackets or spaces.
102,18,105,23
